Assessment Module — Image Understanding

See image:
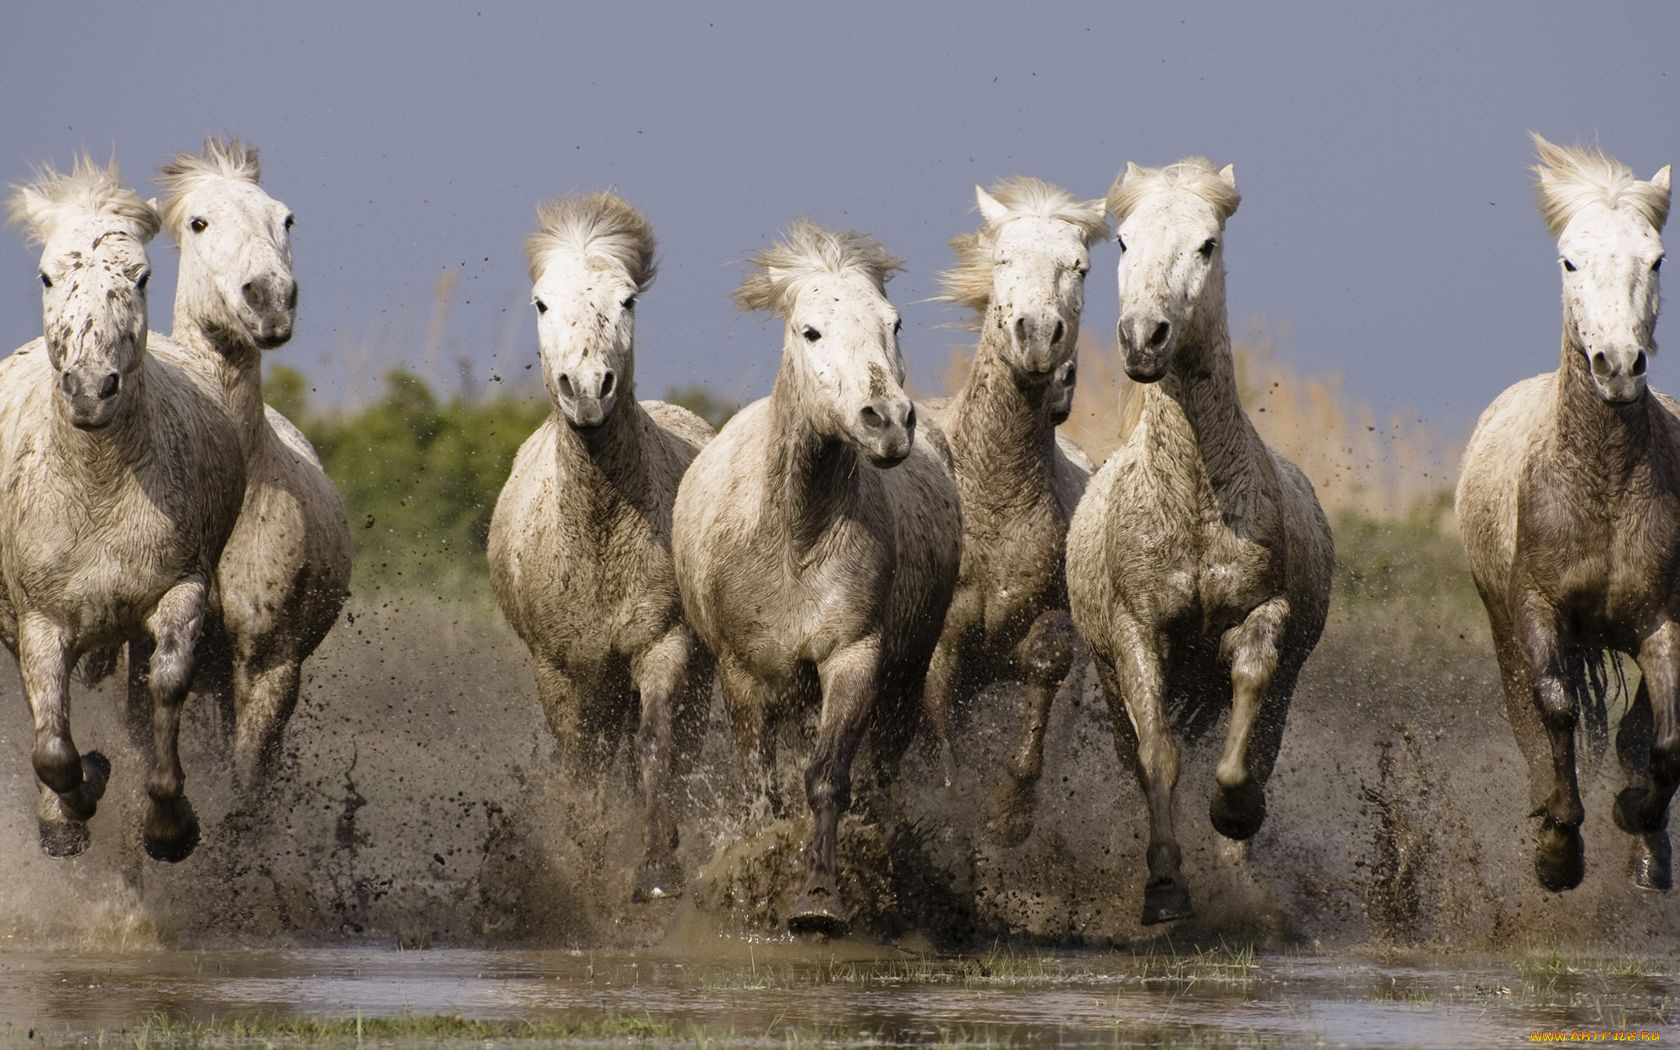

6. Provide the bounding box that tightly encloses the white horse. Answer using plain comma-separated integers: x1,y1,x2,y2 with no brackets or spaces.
488,192,714,902
1457,135,1674,893
1067,158,1333,925
1,158,246,859
918,179,1106,846
672,221,962,936
149,137,351,812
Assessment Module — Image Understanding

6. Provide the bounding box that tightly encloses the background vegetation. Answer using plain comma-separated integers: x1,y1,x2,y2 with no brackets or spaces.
275,328,1471,609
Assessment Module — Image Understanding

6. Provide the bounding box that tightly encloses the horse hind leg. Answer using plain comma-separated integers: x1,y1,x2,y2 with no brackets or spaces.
142,577,211,863
230,652,302,818
987,609,1078,848
1614,623,1680,891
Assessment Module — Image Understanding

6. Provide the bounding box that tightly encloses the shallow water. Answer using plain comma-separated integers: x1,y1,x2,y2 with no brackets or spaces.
4,946,1676,1047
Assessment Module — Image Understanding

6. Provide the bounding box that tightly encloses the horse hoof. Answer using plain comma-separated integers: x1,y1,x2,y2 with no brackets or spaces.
1631,834,1672,892
1140,880,1193,926
631,861,684,903
38,818,90,858
788,887,850,938
1209,781,1267,841
58,752,113,822
1534,823,1585,892
143,799,201,864
1613,787,1647,835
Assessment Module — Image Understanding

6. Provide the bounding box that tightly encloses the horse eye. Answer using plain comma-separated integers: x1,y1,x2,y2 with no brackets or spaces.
803,326,821,343
1655,255,1666,274
283,214,295,231
136,269,150,290
1075,263,1090,277
622,295,638,310
1562,258,1577,273
1117,236,1127,253
893,318,903,335
1198,239,1217,259
189,218,208,234
38,272,51,289
534,299,548,314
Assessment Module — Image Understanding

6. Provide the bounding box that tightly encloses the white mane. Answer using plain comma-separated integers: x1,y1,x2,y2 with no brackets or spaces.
525,191,658,290
7,154,159,246
733,219,902,317
939,177,1109,318
1532,133,1670,237
155,136,263,239
1108,157,1241,223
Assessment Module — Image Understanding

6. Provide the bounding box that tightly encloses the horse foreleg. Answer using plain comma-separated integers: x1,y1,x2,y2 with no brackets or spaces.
1100,618,1189,925
142,577,209,863
629,628,694,903
987,609,1078,847
18,614,109,856
921,639,960,786
123,639,155,755
1210,598,1289,841
1615,622,1680,891
1517,594,1586,891
789,637,879,938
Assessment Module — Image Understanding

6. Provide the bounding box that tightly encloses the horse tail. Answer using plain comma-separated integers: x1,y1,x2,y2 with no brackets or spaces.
1566,648,1619,762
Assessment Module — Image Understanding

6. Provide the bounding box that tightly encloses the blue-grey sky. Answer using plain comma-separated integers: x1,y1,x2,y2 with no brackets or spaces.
2,2,1675,431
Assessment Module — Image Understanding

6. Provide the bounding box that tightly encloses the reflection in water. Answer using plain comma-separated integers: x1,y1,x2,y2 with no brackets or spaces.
3,948,1677,1048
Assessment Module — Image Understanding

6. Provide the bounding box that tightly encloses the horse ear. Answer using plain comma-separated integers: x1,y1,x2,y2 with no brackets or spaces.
975,185,1010,227
1124,161,1145,183
1218,164,1238,191
5,185,51,242
1653,165,1672,193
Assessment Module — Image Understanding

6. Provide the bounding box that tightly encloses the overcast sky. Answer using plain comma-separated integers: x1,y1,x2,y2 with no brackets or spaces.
2,2,1675,431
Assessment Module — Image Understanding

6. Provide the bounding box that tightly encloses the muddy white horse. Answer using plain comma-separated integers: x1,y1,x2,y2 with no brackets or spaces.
0,158,246,859
148,137,351,812
1457,135,1674,894
488,192,715,902
918,178,1106,846
1067,158,1333,925
672,220,961,935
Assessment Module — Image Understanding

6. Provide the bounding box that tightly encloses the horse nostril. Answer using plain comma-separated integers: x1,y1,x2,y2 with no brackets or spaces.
1013,316,1029,341
1591,351,1612,377
284,281,299,311
242,281,261,308
60,371,74,394
599,371,616,399
1148,321,1171,349
904,405,917,431
860,404,885,430
98,373,120,400
558,374,575,400
1633,352,1649,377
1051,320,1065,345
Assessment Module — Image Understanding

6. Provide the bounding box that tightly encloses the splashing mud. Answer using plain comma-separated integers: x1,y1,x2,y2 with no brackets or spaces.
0,569,1678,958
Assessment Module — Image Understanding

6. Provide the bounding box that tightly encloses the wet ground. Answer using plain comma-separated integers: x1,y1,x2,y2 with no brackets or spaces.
4,945,1676,1047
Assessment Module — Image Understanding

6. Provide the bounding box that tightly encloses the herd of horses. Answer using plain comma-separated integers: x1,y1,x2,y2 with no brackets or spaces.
1,133,1672,939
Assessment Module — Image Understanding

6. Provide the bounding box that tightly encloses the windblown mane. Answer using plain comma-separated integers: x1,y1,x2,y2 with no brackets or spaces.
734,219,902,316
1108,157,1241,223
939,177,1109,319
155,136,263,238
7,154,159,246
1532,133,1670,237
525,191,658,290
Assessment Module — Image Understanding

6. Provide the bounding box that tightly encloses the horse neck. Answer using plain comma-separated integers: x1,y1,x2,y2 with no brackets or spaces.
1552,329,1652,485
1139,297,1257,488
172,294,267,458
550,376,652,512
949,304,1058,503
764,356,860,555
